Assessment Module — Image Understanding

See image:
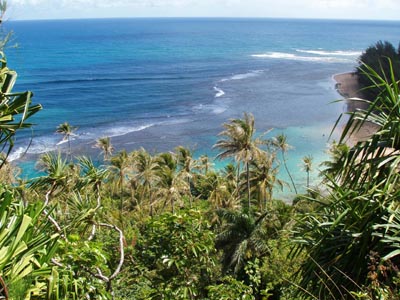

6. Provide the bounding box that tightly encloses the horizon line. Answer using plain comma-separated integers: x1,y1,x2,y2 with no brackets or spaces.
7,16,400,23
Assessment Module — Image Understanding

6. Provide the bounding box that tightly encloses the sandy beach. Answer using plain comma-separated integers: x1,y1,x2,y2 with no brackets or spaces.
334,72,360,100
333,72,378,143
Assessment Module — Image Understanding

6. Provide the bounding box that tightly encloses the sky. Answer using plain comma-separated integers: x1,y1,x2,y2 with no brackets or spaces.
5,0,400,21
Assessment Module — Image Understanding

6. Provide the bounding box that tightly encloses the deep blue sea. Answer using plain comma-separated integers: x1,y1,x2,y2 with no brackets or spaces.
4,18,400,193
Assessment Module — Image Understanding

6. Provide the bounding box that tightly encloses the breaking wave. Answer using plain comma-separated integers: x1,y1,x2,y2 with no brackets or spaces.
220,70,264,82
251,51,353,63
214,86,225,98
296,49,361,56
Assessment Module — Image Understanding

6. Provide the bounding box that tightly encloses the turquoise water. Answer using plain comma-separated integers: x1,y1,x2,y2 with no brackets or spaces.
5,18,400,194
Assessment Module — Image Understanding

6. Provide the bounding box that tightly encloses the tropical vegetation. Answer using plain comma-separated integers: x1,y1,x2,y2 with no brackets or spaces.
356,40,400,100
0,9,399,299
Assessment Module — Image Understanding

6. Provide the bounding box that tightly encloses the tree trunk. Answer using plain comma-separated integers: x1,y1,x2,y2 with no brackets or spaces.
149,189,153,217
282,152,298,194
119,172,124,227
246,161,251,212
187,177,192,208
236,161,241,198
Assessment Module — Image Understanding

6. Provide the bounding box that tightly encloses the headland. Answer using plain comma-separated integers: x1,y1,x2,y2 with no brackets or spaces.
333,72,378,143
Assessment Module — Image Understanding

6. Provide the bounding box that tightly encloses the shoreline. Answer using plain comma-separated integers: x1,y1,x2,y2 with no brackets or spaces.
333,72,378,143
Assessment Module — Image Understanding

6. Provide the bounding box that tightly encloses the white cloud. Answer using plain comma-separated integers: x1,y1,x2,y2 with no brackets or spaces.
312,0,370,9
306,0,400,10
7,0,400,20
10,0,195,7
375,0,399,9
11,0,47,4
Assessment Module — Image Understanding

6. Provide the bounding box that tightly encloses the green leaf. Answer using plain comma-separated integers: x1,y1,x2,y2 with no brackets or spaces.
383,249,400,261
9,254,34,283
12,214,32,252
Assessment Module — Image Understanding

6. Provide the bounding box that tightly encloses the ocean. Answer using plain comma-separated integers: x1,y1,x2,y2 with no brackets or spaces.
4,18,400,194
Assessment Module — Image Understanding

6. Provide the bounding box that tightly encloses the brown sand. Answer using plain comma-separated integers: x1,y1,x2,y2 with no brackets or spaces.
333,72,378,143
334,72,360,100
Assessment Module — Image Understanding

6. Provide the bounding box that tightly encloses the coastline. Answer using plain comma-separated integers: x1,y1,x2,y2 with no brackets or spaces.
333,72,378,143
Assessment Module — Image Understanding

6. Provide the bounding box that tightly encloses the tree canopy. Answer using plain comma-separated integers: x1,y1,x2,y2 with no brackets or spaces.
356,40,400,100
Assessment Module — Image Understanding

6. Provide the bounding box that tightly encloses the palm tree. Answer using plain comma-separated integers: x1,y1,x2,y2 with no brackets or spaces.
221,163,239,196
133,148,160,216
78,156,108,199
176,146,198,207
56,122,77,156
272,133,297,194
248,152,282,212
77,156,109,238
94,136,114,161
206,170,240,211
109,150,131,223
197,154,213,175
301,154,313,189
320,141,351,182
32,152,70,206
215,209,270,275
156,152,188,214
214,112,264,212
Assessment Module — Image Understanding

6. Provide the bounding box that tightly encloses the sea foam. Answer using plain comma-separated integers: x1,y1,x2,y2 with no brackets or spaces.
251,52,352,63
8,136,61,161
213,86,225,98
221,70,264,82
8,147,28,162
296,49,361,56
103,123,156,138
